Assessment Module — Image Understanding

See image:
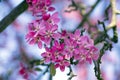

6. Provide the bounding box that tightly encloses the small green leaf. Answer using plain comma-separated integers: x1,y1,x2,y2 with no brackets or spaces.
35,67,42,71
30,59,44,66
50,64,56,76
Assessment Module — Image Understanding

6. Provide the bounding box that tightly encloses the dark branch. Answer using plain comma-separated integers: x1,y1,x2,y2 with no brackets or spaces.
0,0,28,33
77,0,101,29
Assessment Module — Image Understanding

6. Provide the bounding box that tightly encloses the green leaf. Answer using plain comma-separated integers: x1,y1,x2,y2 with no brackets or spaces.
35,67,42,71
30,59,44,66
50,64,56,76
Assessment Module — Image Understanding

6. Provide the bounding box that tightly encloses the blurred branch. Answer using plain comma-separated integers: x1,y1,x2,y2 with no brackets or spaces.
67,66,77,80
0,0,28,33
94,0,119,45
77,0,101,29
116,10,120,14
36,65,50,80
65,0,78,12
94,0,119,80
106,0,120,30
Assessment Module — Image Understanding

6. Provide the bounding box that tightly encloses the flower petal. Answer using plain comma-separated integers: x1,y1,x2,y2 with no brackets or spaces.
38,41,42,48
60,65,65,72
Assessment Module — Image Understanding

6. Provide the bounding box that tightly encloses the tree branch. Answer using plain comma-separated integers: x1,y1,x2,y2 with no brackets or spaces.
0,0,28,33
77,0,101,29
106,0,120,30
94,0,119,80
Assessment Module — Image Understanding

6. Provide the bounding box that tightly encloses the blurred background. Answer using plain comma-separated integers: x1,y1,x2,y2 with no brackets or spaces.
0,0,120,80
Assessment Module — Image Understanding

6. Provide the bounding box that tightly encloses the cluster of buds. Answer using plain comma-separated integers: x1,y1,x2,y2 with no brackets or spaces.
26,0,98,72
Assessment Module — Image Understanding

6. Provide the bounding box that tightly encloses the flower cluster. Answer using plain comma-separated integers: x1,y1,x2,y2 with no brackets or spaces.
26,0,60,48
26,0,98,72
26,0,55,15
41,30,98,71
19,63,35,79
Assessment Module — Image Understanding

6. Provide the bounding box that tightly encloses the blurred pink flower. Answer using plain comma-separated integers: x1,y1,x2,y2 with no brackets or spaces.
19,63,35,80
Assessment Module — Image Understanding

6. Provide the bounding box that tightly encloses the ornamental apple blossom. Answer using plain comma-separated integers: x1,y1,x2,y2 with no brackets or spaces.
26,0,98,72
26,0,55,15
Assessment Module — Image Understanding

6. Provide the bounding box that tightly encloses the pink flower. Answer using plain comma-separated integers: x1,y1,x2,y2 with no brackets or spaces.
53,40,64,51
47,12,60,24
69,29,81,44
45,0,52,6
19,65,28,79
74,47,88,64
60,30,70,40
19,63,35,80
26,33,43,48
41,47,54,63
40,24,59,45
73,35,98,64
41,40,69,71
52,41,65,61
27,20,45,35
64,39,77,58
80,35,94,45
42,12,60,26
53,51,64,62
25,20,45,48
26,0,55,16
26,0,99,72
42,43,64,63
55,59,70,71
26,0,38,4
86,45,98,64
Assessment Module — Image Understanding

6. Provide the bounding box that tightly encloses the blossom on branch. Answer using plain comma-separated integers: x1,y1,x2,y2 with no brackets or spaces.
26,0,98,73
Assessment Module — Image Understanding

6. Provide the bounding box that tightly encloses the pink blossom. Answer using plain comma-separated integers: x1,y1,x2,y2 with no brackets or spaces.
69,29,81,44
19,63,35,80
41,42,64,63
40,24,59,45
41,47,54,63
73,35,98,64
25,20,45,48
55,59,70,71
47,12,60,24
60,30,70,40
80,35,94,45
26,0,38,4
53,40,64,51
26,0,55,15
86,45,98,64
74,47,88,64
19,65,28,79
64,39,77,58
26,0,99,72
42,12,60,26
52,41,65,61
